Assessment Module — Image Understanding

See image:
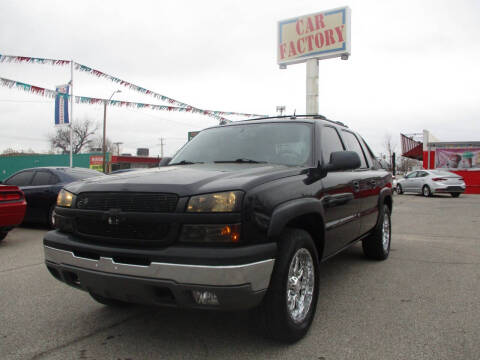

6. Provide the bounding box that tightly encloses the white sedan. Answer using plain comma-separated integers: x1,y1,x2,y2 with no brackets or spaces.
396,170,466,197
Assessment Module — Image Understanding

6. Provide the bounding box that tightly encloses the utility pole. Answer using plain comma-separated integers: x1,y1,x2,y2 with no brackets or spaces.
113,142,123,156
159,138,165,158
69,60,74,167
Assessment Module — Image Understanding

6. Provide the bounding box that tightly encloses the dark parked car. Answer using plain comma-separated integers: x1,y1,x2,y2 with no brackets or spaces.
0,185,27,241
2,167,103,227
45,116,393,342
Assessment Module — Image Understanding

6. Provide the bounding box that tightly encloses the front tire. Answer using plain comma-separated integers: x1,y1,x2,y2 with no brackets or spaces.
258,228,319,343
362,204,391,260
396,184,403,194
422,185,432,197
451,193,460,198
0,231,7,242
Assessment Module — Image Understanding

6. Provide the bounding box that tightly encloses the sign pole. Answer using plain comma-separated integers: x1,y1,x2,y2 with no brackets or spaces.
306,59,319,115
69,60,74,167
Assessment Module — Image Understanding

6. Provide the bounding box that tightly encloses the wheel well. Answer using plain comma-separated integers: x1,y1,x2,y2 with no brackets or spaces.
384,195,392,213
286,213,325,259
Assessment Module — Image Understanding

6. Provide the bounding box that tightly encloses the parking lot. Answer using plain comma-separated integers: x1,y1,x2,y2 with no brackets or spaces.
1,193,479,360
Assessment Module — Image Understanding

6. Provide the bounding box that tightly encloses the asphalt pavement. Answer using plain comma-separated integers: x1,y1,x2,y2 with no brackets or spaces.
1,193,479,360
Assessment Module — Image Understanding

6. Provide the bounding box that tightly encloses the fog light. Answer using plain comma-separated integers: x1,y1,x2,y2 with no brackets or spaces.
192,290,219,305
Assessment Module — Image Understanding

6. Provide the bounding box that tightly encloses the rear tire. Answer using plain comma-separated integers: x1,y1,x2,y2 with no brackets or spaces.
89,292,131,307
362,204,391,260
451,193,460,198
258,228,319,343
422,185,432,197
0,231,7,242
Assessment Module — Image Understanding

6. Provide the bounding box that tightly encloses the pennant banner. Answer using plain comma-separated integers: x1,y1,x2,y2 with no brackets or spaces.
0,54,266,118
0,54,70,66
0,77,263,120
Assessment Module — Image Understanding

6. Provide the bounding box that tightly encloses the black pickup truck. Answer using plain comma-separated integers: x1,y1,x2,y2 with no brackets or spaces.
44,115,393,342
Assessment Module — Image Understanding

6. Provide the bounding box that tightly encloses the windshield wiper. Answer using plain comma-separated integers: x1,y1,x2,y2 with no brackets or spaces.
214,158,266,164
169,160,204,165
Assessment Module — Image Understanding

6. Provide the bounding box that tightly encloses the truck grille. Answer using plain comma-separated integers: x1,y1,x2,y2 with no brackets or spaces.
76,216,170,243
76,192,178,213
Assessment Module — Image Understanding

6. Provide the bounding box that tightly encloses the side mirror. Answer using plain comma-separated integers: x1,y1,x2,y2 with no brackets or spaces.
159,157,172,166
325,151,361,172
304,151,361,185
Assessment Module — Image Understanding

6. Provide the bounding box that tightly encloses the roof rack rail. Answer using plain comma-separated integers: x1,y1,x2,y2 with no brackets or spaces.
232,114,348,128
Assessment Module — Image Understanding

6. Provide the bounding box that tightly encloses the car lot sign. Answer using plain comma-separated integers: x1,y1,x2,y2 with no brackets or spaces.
277,7,351,66
89,155,105,171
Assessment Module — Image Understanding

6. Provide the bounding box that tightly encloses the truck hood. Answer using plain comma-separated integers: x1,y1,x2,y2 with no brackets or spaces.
65,163,305,196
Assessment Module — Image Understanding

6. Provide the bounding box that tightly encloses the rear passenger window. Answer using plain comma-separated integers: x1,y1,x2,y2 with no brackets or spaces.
31,171,56,186
321,126,344,163
4,171,34,186
341,131,368,168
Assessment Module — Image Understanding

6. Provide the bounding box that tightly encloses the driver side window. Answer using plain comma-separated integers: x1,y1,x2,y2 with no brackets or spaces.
321,126,345,164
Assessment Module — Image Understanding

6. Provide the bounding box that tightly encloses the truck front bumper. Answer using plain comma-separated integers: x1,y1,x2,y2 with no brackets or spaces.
44,231,276,310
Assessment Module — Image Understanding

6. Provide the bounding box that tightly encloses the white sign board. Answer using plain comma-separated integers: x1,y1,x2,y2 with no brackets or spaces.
277,7,351,67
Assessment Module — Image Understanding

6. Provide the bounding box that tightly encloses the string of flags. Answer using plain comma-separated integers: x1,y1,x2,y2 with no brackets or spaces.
0,54,266,118
0,76,253,119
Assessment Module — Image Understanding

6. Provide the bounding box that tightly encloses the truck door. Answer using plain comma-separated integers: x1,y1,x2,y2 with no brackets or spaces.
319,125,362,257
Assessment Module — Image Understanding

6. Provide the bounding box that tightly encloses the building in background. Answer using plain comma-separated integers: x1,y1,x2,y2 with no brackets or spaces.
401,130,480,194
0,152,160,181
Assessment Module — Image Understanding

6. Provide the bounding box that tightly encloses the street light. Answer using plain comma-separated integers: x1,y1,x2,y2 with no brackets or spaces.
103,90,121,173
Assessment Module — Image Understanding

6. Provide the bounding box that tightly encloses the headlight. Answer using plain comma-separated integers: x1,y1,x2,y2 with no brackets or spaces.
57,189,76,208
187,191,243,212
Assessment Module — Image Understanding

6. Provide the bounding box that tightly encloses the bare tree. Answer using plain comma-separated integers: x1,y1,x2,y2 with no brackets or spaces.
383,133,397,171
48,119,98,154
1,148,37,156
88,135,115,154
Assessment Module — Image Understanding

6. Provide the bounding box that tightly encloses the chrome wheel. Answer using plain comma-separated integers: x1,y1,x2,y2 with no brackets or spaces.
382,210,390,252
286,248,315,324
423,186,430,197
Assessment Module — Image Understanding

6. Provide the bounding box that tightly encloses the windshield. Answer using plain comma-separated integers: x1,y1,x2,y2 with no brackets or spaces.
171,122,313,166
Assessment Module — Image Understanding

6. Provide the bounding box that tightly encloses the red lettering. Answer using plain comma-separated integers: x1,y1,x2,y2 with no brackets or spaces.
314,33,325,48
288,41,297,57
325,29,335,46
295,19,304,35
305,17,315,33
305,35,314,51
279,43,287,59
334,25,345,42
297,38,305,54
315,14,325,29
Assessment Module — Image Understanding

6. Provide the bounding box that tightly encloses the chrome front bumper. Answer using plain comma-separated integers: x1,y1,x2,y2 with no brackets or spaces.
44,246,275,292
